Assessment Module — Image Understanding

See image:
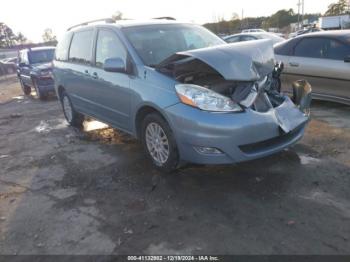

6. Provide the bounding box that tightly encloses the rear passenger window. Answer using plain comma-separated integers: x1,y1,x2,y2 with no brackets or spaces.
95,30,127,68
55,32,72,61
69,30,94,65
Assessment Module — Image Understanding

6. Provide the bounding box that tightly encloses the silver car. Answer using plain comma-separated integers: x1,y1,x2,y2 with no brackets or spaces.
275,30,350,105
224,32,285,45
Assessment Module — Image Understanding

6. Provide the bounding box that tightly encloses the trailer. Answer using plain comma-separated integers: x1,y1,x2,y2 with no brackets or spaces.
319,15,350,30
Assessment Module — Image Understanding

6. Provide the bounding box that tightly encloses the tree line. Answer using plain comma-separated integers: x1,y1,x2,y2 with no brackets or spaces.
0,23,57,48
204,0,349,34
1,1,349,48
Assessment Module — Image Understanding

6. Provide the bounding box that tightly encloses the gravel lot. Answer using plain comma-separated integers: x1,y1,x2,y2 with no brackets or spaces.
0,77,349,255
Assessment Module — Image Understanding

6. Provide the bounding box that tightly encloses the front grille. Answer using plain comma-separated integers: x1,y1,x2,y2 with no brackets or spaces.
239,125,304,155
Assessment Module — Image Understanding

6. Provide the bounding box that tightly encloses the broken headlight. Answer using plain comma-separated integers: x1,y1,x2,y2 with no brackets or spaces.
175,84,242,112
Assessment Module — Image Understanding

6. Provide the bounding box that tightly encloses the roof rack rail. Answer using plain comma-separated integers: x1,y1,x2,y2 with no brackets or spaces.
67,18,116,31
153,17,176,20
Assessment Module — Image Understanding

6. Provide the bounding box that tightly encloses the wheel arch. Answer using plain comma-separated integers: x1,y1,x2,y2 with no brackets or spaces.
57,85,66,100
134,104,171,140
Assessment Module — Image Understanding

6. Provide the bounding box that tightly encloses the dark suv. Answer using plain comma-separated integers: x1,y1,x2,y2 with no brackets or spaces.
17,47,55,99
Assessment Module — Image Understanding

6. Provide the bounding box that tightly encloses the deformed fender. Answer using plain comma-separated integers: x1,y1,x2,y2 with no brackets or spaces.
292,80,312,115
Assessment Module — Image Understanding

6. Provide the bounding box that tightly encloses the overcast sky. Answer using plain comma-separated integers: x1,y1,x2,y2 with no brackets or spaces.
1,0,335,42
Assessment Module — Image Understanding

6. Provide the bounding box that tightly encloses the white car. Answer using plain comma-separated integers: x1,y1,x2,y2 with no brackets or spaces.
242,29,266,33
224,32,285,45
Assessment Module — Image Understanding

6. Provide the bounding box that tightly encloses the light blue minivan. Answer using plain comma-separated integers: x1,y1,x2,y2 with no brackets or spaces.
53,18,311,172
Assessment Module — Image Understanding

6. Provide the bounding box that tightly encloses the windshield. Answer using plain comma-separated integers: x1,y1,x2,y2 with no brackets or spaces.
123,24,225,66
29,49,55,64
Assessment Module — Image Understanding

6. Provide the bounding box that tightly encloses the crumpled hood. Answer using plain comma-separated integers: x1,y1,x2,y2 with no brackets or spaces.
159,39,275,81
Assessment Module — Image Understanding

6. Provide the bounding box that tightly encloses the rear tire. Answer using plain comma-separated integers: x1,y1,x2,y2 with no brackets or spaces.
19,78,31,95
60,91,84,128
141,113,179,172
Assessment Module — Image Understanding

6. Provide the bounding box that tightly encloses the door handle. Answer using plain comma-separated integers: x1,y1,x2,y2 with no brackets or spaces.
92,72,98,79
289,62,299,67
84,69,89,75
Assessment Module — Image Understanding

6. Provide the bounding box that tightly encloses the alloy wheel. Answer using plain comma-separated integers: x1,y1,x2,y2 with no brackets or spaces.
145,122,170,165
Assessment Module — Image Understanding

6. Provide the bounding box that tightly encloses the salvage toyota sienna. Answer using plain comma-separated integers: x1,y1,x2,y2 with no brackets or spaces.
53,19,312,172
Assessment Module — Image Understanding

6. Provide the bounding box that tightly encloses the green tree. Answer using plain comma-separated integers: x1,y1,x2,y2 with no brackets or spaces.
16,32,27,45
325,0,350,16
42,28,57,43
264,9,297,29
0,23,17,47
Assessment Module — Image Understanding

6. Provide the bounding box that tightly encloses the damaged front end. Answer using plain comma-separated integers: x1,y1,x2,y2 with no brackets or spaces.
157,40,312,133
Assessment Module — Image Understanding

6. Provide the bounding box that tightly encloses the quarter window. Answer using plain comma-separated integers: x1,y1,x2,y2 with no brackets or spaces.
95,30,127,68
56,32,72,61
69,30,94,65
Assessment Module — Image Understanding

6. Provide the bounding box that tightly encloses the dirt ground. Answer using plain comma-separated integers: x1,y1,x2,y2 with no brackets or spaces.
0,76,349,255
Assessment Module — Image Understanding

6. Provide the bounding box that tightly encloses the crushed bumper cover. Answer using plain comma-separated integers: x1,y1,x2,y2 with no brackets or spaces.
165,96,309,165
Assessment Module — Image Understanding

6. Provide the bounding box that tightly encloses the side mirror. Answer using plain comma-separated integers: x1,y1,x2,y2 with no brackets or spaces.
292,80,312,115
103,58,126,73
344,55,350,63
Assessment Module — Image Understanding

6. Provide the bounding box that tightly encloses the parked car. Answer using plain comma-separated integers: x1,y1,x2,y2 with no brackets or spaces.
0,57,18,75
224,32,285,45
275,30,350,105
288,28,323,39
242,29,266,33
53,19,311,172
17,47,55,99
1,57,18,65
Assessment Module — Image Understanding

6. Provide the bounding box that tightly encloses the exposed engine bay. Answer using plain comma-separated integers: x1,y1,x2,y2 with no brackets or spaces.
155,40,311,118
158,56,286,113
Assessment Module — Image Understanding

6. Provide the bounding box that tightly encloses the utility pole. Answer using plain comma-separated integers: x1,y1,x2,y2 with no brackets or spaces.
241,9,244,30
297,0,301,30
302,0,305,28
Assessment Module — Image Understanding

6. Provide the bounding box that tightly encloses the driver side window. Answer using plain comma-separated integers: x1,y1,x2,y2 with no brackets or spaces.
20,52,29,64
95,29,127,69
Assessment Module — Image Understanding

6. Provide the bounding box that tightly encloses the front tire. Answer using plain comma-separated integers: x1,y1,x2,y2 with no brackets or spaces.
19,78,31,95
60,91,84,128
33,79,47,100
141,113,179,172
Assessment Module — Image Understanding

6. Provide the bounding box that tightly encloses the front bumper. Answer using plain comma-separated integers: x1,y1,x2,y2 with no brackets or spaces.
165,97,309,165
36,78,55,93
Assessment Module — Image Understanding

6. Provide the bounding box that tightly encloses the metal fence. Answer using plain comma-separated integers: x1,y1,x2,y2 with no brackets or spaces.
0,62,16,77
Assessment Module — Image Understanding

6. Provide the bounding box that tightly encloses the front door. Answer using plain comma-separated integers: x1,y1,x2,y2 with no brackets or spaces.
19,51,32,86
283,37,350,101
